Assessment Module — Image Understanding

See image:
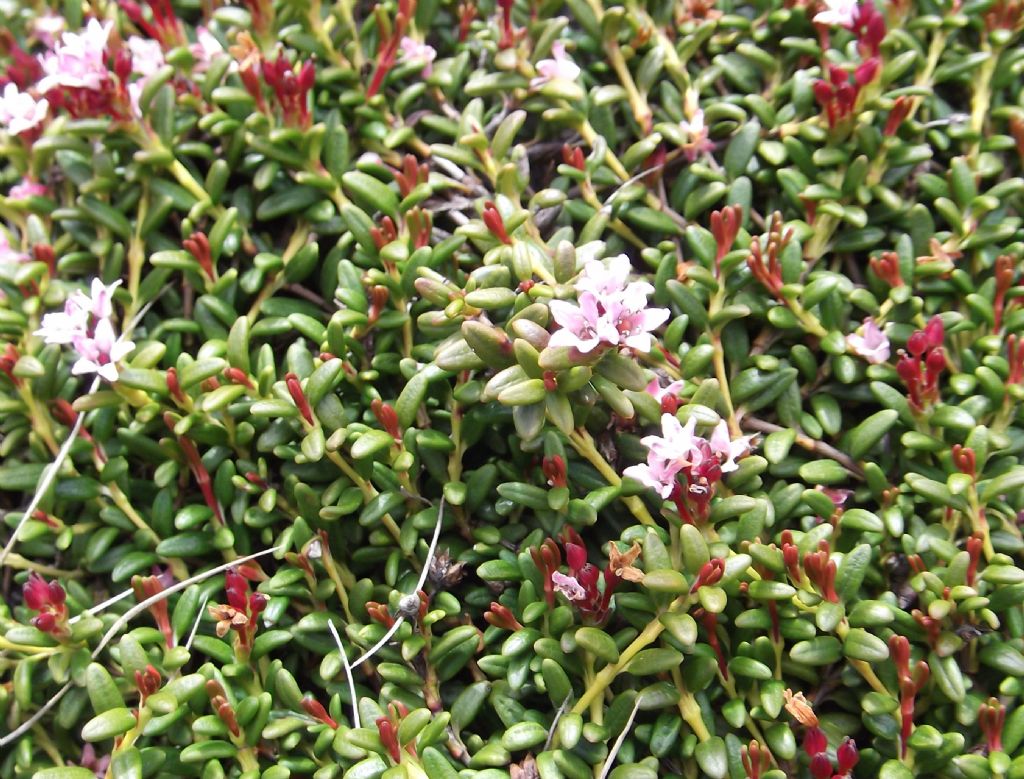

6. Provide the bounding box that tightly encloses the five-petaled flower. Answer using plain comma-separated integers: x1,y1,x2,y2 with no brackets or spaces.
0,83,49,136
191,27,231,74
549,255,669,355
813,0,859,27
35,278,134,382
846,318,890,363
399,36,437,77
531,41,581,88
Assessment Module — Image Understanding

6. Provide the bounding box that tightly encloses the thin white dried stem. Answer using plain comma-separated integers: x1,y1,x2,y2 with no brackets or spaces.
349,614,407,667
0,681,72,747
544,692,574,751
91,546,282,660
597,694,644,779
327,619,360,729
0,376,99,568
414,497,445,593
184,596,209,651
68,584,137,624
349,499,445,666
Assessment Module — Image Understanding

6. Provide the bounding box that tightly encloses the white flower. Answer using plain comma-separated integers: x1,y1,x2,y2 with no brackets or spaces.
399,36,437,77
645,378,686,403
70,278,121,321
71,317,135,382
0,83,49,136
128,36,166,79
708,420,754,473
678,109,714,161
191,27,233,75
846,318,890,364
551,571,586,601
0,234,29,263
814,0,859,27
33,14,67,48
37,19,113,93
531,41,581,88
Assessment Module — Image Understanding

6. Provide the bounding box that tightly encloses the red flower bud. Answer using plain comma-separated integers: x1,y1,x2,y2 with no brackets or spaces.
804,726,828,757
302,696,339,728
837,737,859,773
809,752,832,779
565,542,587,572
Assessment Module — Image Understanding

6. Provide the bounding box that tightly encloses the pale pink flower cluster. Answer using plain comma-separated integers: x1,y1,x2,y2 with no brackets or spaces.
0,83,49,136
126,36,167,116
35,279,134,382
191,27,230,75
38,19,113,93
678,88,714,162
8,179,47,200
679,109,714,161
814,0,859,27
0,234,29,263
399,36,437,77
846,318,890,364
531,41,581,88
548,255,669,354
624,414,753,499
33,14,67,48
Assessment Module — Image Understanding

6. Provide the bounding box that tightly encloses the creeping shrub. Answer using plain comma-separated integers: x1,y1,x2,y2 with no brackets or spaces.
2,0,1024,778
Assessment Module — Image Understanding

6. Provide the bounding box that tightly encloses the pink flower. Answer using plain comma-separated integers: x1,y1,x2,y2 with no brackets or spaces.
846,318,890,364
623,456,683,499
643,414,701,465
531,41,581,88
679,109,714,162
0,83,50,136
72,278,121,320
626,413,755,502
399,36,437,77
708,420,754,473
8,179,47,200
128,37,165,79
551,571,586,601
577,254,634,298
37,19,113,93
0,234,29,263
71,317,135,382
549,295,619,354
191,27,232,75
814,0,859,27
645,378,686,403
34,14,67,47
616,305,670,352
547,255,669,355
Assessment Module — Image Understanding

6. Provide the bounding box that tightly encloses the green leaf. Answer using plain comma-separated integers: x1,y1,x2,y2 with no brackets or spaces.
342,171,399,221
350,429,395,460
845,409,898,460
81,707,137,741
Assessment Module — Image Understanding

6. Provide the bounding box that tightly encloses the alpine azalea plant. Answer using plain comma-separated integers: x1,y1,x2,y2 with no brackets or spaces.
0,1,1024,778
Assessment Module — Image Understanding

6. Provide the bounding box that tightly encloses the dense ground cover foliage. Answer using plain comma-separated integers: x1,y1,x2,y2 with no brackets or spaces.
2,0,1024,776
